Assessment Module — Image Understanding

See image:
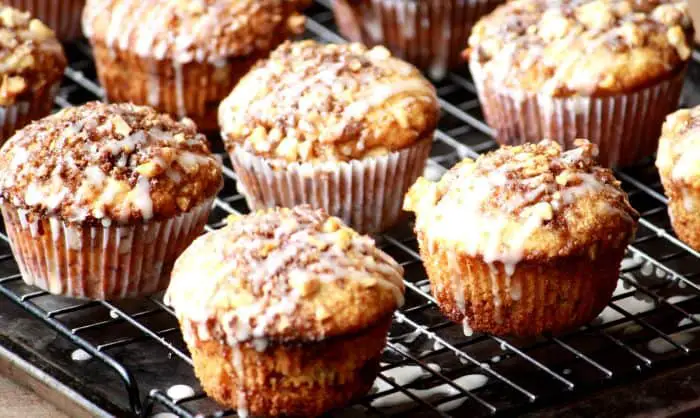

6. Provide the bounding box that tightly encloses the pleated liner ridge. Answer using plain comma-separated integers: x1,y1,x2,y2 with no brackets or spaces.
1,199,214,300
5,0,85,40
333,0,503,79
0,82,59,145
230,138,433,234
471,62,687,167
417,232,627,337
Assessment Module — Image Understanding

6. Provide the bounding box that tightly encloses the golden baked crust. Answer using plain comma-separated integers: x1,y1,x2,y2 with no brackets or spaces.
404,140,639,264
188,316,390,417
0,5,66,105
657,107,700,186
467,0,694,97
420,230,624,336
0,102,223,224
166,205,405,344
656,106,700,251
82,0,309,63
219,40,439,164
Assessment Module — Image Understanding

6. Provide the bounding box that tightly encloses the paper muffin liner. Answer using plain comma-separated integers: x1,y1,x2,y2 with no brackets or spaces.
0,82,59,145
471,61,687,167
333,0,503,79
417,233,626,336
229,138,433,234
91,44,263,133
1,199,214,300
5,0,85,40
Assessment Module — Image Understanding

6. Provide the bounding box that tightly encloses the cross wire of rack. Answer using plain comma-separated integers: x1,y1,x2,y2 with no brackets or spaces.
2,1,700,417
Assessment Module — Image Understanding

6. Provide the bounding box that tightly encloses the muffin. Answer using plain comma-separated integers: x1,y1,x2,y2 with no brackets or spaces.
404,140,638,336
332,0,505,79
6,0,85,40
82,0,309,132
0,5,65,143
0,102,223,299
466,0,694,167
657,106,700,251
220,40,439,234
165,205,405,417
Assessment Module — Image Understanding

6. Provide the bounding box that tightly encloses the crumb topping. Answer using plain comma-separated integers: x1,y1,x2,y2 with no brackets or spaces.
165,205,405,345
467,0,693,96
0,102,223,224
404,140,638,269
219,40,439,164
0,5,66,105
82,0,309,64
656,106,700,185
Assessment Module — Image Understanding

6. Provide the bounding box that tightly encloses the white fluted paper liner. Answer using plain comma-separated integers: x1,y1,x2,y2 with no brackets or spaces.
6,0,84,40
230,139,433,234
470,61,687,167
0,82,59,144
1,199,214,300
334,0,503,79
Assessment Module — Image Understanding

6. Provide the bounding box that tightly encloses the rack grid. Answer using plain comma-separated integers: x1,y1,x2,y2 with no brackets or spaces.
2,1,700,417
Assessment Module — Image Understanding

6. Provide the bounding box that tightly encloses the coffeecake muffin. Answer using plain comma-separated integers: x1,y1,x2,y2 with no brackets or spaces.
220,40,439,234
6,0,85,40
82,0,309,132
467,0,693,167
333,0,504,79
166,205,405,417
657,106,700,251
404,140,638,336
0,5,65,143
0,102,222,299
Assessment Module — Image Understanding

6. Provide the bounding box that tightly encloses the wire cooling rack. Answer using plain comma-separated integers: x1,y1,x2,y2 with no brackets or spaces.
3,1,700,417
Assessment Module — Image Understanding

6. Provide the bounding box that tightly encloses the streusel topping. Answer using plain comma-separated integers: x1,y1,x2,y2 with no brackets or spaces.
0,5,65,105
405,140,638,271
657,106,700,185
219,40,439,164
166,205,405,345
467,0,693,96
82,0,309,64
0,102,223,224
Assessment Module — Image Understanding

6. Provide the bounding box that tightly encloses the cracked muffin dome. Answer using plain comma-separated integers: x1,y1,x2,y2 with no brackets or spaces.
0,5,65,105
166,205,405,343
405,140,639,336
406,140,638,263
467,0,693,97
657,106,700,251
82,0,309,64
0,102,223,225
219,40,439,164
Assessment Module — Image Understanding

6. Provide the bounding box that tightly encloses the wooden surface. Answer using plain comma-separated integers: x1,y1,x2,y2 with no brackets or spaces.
0,374,68,418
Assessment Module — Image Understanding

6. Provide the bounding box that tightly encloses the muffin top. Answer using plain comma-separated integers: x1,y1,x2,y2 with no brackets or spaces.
467,0,693,97
166,205,405,345
657,106,700,186
404,140,638,266
0,5,66,106
82,0,309,63
0,102,223,225
219,40,439,165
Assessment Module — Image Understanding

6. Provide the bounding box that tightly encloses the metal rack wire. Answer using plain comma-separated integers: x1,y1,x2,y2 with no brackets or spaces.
2,1,700,417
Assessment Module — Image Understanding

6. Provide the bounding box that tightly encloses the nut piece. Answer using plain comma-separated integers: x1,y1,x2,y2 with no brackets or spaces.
135,161,164,178
28,19,54,40
112,115,132,137
289,270,320,297
667,26,691,60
